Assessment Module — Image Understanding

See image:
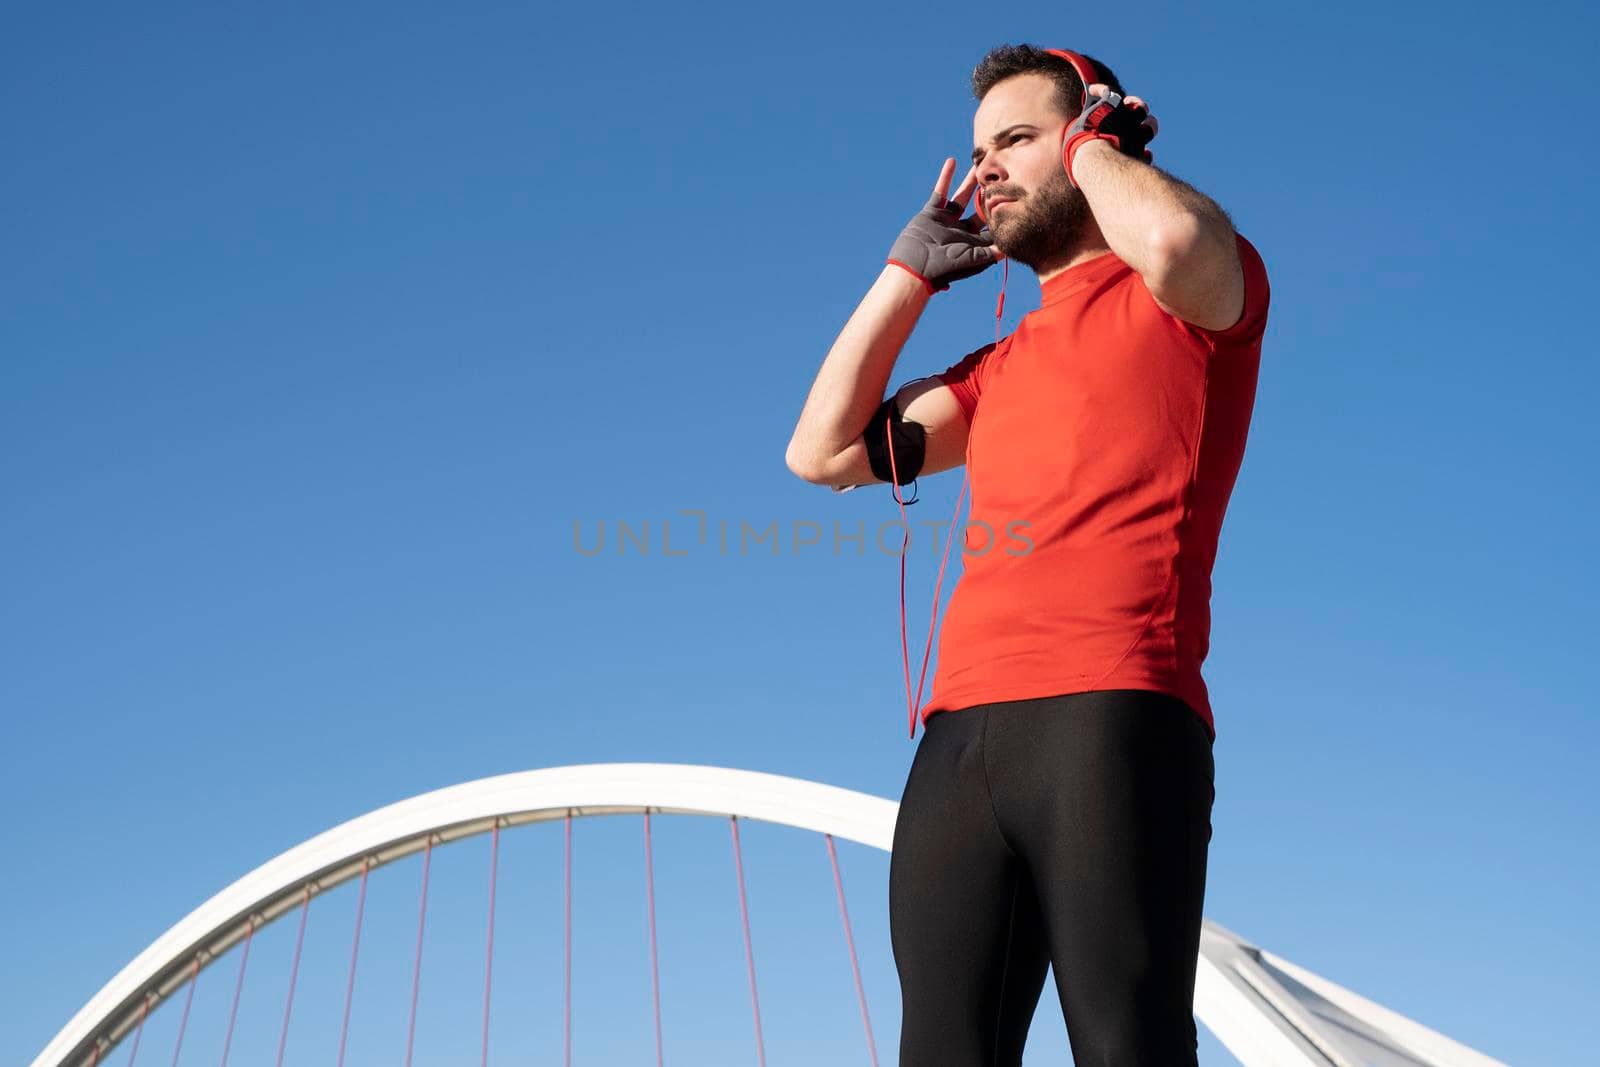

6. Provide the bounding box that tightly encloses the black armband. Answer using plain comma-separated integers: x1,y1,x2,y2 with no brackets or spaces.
863,394,927,487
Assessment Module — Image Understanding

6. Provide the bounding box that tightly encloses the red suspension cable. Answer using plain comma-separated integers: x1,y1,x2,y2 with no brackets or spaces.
403,838,434,1067
826,834,880,1067
168,957,199,1067
481,822,501,1067
564,811,573,1067
273,885,312,1067
729,816,768,1067
123,995,149,1066
643,811,664,1067
218,916,255,1067
335,860,371,1067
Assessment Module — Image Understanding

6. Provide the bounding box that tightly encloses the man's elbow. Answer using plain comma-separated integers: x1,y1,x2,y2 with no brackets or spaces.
785,441,825,484
1146,212,1207,284
1145,213,1241,330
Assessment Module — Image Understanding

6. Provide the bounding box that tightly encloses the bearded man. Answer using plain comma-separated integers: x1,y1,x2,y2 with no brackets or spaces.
786,44,1270,1065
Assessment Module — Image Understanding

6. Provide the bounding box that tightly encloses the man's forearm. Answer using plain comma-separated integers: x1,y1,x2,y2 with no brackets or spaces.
1071,138,1243,327
786,264,930,478
1071,139,1232,279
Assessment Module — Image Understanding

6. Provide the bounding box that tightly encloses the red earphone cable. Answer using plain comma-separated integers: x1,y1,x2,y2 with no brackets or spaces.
892,259,1008,739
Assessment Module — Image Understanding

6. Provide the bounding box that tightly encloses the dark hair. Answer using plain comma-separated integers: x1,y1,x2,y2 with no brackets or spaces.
971,45,1124,118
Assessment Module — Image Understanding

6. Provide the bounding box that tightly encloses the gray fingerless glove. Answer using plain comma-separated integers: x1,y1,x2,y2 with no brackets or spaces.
886,188,997,294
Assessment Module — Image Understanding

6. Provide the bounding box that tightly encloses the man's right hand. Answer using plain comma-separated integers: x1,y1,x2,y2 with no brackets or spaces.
886,158,1000,294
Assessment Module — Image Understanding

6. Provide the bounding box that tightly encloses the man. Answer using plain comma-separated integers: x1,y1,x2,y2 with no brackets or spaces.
786,45,1269,1065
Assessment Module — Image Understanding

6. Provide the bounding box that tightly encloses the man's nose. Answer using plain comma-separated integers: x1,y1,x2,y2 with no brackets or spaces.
975,154,1005,187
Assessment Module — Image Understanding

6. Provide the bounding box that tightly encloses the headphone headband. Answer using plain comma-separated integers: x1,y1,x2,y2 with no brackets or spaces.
1040,49,1100,97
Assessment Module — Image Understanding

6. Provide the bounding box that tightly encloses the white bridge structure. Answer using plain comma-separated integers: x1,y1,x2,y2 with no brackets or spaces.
31,763,1505,1066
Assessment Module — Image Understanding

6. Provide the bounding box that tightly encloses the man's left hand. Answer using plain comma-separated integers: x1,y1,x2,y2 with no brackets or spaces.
1063,84,1159,185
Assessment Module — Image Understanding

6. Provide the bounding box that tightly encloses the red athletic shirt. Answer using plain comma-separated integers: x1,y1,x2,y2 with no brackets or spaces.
922,232,1271,741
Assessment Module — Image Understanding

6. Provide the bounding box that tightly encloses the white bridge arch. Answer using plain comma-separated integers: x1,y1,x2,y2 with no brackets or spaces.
32,762,1505,1067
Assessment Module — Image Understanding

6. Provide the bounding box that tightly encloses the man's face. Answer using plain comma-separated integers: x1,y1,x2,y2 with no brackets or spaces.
971,73,1090,270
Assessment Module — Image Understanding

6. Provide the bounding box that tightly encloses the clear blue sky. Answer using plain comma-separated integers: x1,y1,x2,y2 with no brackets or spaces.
4,2,1595,1064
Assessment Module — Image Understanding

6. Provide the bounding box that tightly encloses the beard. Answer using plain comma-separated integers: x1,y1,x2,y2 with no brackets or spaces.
988,168,1092,272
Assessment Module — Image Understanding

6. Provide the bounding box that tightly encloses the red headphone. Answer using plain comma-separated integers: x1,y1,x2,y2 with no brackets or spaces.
973,48,1104,226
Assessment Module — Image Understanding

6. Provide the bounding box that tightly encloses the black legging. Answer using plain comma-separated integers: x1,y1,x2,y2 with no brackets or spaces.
889,689,1215,1066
